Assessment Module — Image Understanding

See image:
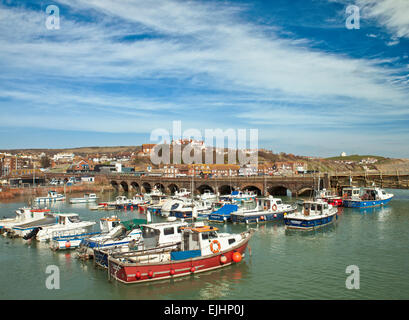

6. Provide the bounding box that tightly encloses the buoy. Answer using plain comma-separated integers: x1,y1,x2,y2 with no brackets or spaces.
170,269,175,275
65,241,71,248
135,271,141,279
148,270,154,278
274,214,277,218
232,252,242,263
190,266,196,273
220,255,227,264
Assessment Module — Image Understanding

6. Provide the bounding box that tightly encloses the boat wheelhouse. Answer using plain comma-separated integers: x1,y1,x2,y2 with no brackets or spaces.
34,191,65,203
231,196,297,224
93,221,190,268
106,225,254,284
315,189,343,207
342,187,393,208
284,199,337,230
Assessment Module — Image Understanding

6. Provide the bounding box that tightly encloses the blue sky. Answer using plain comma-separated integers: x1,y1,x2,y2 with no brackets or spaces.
0,0,408,158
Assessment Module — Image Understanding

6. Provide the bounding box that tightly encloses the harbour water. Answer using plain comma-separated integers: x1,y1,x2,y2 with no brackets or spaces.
1,189,409,300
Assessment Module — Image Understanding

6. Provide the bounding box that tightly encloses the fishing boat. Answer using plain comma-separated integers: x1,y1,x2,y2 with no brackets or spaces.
77,218,146,258
94,221,190,268
0,207,54,235
284,199,337,230
49,216,121,251
23,213,96,242
231,196,297,224
342,187,393,208
69,193,99,204
34,191,65,203
106,225,254,284
208,202,239,223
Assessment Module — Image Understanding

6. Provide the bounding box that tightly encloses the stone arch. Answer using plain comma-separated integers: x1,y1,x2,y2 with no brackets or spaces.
267,185,289,196
242,185,262,196
130,182,140,193
111,180,119,191
167,183,179,195
154,183,166,194
120,181,129,192
196,184,214,194
297,187,314,197
219,184,235,195
142,182,151,194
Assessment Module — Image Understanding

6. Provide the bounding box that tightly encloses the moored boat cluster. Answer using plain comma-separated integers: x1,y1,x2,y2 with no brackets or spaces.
0,185,393,284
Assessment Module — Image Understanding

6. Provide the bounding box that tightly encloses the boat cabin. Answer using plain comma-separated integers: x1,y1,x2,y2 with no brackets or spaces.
56,213,82,225
342,187,361,199
361,187,388,201
140,221,189,249
257,196,283,211
174,225,242,258
302,200,330,217
85,193,98,199
99,216,121,233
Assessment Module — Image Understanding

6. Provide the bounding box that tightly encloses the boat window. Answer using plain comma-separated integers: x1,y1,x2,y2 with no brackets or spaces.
317,204,322,212
208,231,218,239
68,216,81,223
228,238,236,245
177,226,183,233
324,204,328,210
382,191,386,195
142,227,160,239
164,227,174,235
276,200,282,205
112,221,120,228
311,204,316,211
202,233,209,240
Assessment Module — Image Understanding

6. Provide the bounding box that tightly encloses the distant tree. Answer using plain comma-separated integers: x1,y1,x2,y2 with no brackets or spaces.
40,155,51,168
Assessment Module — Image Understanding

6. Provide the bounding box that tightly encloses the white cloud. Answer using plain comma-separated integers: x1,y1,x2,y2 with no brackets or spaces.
357,0,409,39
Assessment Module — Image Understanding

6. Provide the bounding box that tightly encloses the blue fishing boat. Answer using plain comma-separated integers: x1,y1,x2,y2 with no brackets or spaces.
342,187,393,208
208,203,239,223
284,199,337,230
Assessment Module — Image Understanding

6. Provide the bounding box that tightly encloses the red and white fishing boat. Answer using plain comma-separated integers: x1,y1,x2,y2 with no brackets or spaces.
316,189,343,207
107,225,254,284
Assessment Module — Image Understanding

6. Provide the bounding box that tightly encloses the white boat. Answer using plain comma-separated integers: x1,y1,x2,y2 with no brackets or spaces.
24,213,96,242
231,196,297,224
1,207,54,235
77,217,146,257
198,189,217,201
284,199,337,230
93,220,196,268
160,197,193,217
34,191,65,203
174,188,191,197
342,187,393,208
69,193,99,204
50,216,121,251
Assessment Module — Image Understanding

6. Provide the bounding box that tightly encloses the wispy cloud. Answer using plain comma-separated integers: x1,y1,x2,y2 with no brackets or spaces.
0,0,408,156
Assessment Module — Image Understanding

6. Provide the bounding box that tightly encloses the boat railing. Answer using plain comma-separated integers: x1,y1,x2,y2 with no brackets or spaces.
110,242,180,260
52,229,101,241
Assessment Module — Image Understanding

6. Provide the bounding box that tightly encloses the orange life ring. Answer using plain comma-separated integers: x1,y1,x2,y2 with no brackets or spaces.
210,240,221,253
272,204,278,211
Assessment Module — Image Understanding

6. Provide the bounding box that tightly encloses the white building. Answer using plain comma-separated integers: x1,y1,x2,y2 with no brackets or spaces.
53,153,75,162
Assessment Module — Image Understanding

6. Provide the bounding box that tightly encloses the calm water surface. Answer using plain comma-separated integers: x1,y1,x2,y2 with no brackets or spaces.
1,189,408,300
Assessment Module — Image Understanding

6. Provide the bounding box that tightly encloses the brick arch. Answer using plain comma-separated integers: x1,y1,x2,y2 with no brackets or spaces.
141,182,152,193
111,180,119,190
241,185,262,196
130,182,140,193
120,181,129,192
267,185,289,196
219,184,235,195
196,184,214,194
166,183,180,195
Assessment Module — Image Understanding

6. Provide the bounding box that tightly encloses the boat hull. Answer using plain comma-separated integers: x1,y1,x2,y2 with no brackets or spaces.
108,241,249,284
342,197,392,208
231,210,291,224
284,214,336,230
